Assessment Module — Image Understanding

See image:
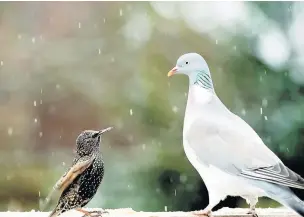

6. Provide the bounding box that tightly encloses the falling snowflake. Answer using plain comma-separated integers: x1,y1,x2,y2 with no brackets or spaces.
39,132,43,137
33,101,37,107
0,61,3,66
7,127,13,136
172,106,179,113
32,37,36,43
34,118,38,123
98,48,101,55
129,109,133,116
142,144,146,150
241,109,246,116
179,174,187,183
78,22,81,28
264,116,268,120
260,107,263,115
262,98,268,107
119,9,123,16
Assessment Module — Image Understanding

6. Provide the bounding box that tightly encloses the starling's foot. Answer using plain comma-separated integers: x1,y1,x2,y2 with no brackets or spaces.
87,210,109,217
192,209,212,217
76,208,109,217
247,209,258,217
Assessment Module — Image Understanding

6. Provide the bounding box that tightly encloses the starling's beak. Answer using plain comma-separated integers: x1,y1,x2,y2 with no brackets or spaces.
98,127,113,135
167,66,178,77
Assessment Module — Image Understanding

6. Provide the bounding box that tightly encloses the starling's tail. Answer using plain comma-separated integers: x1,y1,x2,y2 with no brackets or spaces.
48,206,66,217
47,200,70,217
40,187,61,211
48,209,59,217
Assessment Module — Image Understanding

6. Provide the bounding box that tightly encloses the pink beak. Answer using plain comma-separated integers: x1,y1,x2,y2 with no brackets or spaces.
167,67,178,77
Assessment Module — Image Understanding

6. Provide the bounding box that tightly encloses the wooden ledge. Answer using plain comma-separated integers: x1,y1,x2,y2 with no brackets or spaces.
0,208,299,217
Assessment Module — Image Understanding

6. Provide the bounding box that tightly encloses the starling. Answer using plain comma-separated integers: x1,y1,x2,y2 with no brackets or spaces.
44,127,113,217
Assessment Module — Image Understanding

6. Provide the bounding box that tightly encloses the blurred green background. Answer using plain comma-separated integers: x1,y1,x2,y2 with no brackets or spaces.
0,1,304,213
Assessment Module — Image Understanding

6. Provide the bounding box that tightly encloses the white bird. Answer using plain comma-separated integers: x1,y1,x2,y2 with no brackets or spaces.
167,53,304,217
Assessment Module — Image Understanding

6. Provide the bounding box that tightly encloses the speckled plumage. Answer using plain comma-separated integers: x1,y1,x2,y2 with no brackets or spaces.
47,128,112,217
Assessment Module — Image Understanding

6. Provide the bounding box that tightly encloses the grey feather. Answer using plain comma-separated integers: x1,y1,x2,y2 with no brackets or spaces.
186,95,304,189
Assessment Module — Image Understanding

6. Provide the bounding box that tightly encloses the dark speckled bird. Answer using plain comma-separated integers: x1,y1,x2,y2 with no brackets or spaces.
44,127,113,217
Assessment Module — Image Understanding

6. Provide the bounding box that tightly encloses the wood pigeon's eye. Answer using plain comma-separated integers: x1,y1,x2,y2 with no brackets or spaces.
186,61,189,65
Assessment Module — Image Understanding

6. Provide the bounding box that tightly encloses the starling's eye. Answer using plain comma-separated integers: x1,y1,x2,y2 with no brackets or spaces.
92,133,99,138
185,61,189,65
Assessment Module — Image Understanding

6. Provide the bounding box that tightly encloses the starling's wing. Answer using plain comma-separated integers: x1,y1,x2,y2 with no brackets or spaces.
40,155,95,211
54,156,94,192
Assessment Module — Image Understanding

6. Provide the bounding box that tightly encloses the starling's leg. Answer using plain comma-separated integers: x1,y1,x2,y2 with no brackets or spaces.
76,208,92,217
87,210,109,217
76,208,109,217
